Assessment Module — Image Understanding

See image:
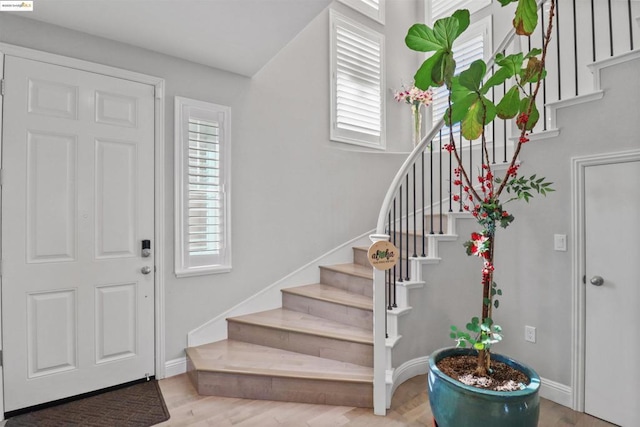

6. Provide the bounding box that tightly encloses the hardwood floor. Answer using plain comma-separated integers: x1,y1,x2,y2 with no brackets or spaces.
156,374,617,426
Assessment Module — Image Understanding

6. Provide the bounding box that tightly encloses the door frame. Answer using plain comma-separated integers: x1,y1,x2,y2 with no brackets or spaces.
570,149,640,411
0,43,166,419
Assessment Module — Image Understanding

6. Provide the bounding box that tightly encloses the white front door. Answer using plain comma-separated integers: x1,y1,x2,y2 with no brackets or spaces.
584,159,640,426
1,56,156,412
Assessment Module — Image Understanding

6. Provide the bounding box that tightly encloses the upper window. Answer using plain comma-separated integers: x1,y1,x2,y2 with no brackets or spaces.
174,97,231,277
338,0,385,24
330,10,386,150
430,16,492,141
429,0,491,23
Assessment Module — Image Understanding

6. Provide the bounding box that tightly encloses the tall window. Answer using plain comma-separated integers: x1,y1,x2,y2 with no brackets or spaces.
330,10,385,150
174,97,231,277
430,16,492,141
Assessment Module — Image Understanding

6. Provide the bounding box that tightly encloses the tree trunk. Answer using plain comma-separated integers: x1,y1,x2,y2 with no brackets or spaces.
476,232,495,375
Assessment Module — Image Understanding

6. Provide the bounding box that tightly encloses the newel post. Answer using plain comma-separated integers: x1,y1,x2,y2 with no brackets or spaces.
369,233,390,415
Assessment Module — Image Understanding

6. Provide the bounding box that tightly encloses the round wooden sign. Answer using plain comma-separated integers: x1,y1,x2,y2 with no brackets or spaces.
367,240,399,271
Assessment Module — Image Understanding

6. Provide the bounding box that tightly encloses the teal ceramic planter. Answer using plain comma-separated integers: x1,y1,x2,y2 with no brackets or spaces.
428,347,540,427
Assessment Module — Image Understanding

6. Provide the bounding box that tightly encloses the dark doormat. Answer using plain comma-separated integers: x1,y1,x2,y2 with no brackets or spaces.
5,380,170,427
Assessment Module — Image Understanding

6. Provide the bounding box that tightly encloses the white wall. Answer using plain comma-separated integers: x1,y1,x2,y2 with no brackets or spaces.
0,0,422,362
494,56,640,386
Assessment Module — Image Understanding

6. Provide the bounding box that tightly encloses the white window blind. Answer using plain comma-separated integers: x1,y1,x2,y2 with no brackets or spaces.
431,16,492,141
330,10,385,149
430,0,491,22
338,0,385,24
175,97,231,277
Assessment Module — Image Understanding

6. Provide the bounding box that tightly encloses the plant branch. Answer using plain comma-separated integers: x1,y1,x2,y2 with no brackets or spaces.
446,93,482,204
496,0,556,198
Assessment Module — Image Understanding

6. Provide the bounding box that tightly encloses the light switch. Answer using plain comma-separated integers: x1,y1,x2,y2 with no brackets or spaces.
554,234,567,251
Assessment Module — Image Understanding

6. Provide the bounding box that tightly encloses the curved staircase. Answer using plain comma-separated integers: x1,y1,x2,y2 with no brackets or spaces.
186,249,376,407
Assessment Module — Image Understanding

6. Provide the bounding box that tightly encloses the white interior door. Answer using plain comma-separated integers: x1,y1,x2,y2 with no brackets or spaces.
584,159,640,426
1,56,155,412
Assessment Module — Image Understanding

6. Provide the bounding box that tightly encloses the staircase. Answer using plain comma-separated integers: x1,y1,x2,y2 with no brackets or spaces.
186,249,377,407
185,212,468,408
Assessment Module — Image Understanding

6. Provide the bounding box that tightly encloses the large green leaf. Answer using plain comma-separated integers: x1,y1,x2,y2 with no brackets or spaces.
459,96,496,140
461,98,486,140
513,0,538,36
482,96,497,124
496,86,521,119
446,92,477,126
524,48,543,59
450,76,470,102
405,24,443,52
458,60,486,92
433,17,458,48
482,67,513,93
432,10,470,48
451,9,471,39
407,9,471,90
495,52,524,76
518,97,540,130
498,0,518,5
414,51,444,89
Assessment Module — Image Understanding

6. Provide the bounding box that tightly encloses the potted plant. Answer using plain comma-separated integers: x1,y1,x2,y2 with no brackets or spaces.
404,0,556,425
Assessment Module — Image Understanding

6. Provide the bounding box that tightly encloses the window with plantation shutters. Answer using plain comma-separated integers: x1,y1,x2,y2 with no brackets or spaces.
330,10,385,149
338,0,385,24
175,97,231,277
430,16,492,141
430,0,491,22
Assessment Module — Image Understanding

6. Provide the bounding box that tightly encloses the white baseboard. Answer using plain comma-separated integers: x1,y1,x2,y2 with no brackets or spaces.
164,357,187,378
385,356,429,408
540,377,573,408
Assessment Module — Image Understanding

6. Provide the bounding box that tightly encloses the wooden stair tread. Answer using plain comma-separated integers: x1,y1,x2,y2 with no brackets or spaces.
227,308,372,344
187,340,373,383
282,283,373,311
319,263,373,280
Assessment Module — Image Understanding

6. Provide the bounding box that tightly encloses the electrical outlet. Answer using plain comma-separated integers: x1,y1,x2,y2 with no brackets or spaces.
525,325,536,343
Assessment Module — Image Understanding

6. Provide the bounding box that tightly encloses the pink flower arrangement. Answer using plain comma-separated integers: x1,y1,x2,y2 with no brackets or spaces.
394,84,433,107
394,84,434,146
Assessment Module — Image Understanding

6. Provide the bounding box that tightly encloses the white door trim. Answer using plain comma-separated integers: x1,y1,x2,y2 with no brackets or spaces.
0,42,166,418
0,48,5,422
570,149,640,412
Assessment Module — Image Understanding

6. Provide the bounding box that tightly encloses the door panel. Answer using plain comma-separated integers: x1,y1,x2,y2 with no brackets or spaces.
95,282,137,363
2,56,155,412
584,159,640,426
27,131,78,262
95,138,137,258
27,289,77,377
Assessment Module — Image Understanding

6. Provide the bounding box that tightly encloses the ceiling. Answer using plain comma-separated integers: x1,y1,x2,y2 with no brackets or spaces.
14,0,333,77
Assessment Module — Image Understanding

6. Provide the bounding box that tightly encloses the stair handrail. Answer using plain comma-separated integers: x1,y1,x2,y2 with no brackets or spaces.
374,0,546,235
